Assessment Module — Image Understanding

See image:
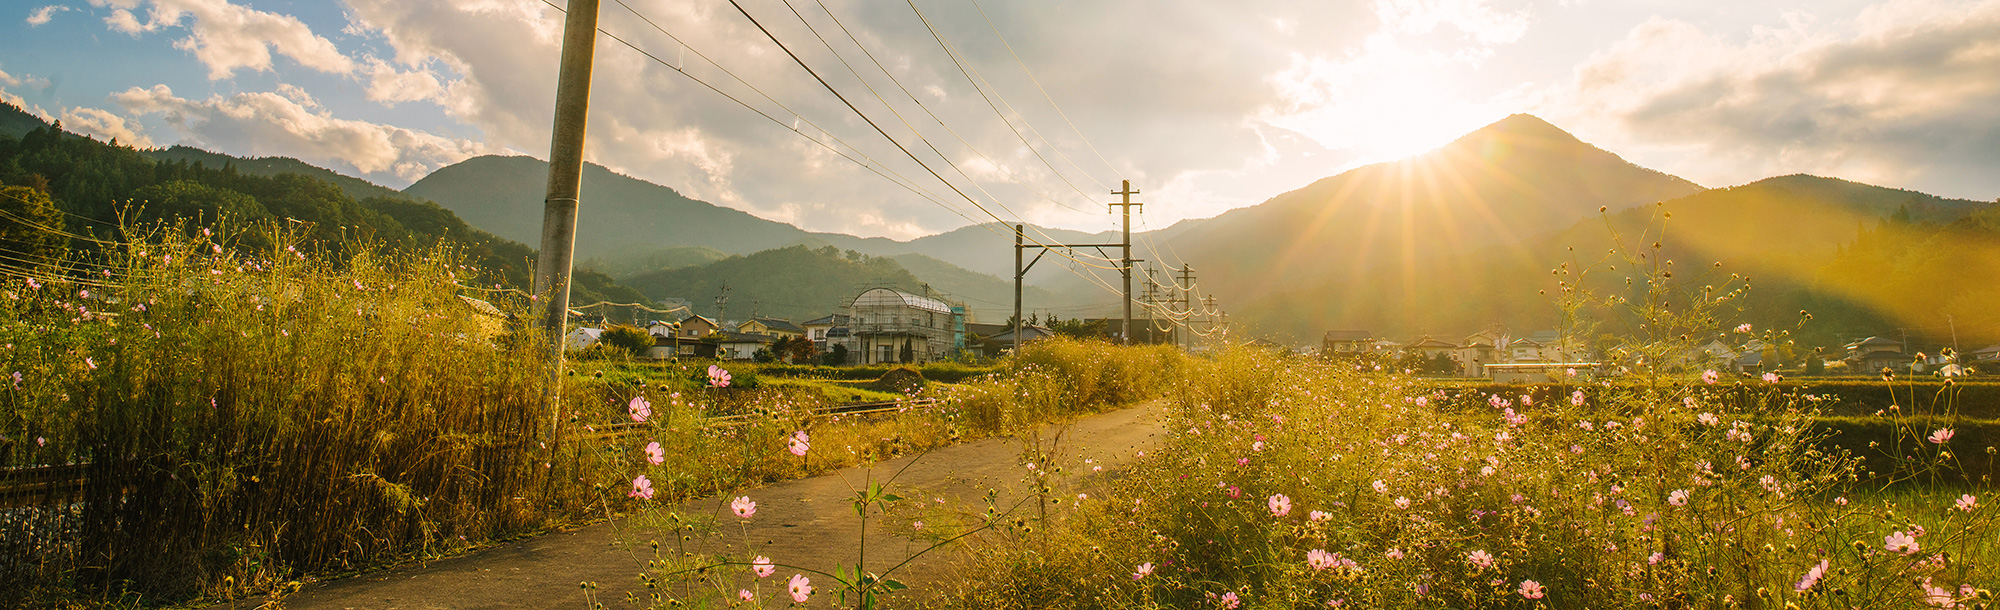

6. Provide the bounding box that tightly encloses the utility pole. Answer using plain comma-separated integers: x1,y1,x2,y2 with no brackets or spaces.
1176,264,1194,350
1012,223,1131,355
533,0,600,436
1141,266,1160,345
716,285,731,323
1111,180,1141,345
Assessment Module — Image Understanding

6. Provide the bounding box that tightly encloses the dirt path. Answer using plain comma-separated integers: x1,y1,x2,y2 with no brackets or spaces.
246,401,1165,610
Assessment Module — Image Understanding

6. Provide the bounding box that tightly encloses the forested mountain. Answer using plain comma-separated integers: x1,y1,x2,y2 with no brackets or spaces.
144,145,403,202
0,101,651,309
1236,173,2000,349
619,245,931,322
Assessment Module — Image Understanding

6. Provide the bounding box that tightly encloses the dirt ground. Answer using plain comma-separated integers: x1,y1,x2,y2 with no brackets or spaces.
236,401,1165,610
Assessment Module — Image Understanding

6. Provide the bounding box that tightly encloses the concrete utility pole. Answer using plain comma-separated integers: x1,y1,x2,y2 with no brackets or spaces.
1111,180,1141,346
534,0,600,432
1176,264,1195,349
1014,225,1024,355
716,285,731,323
1013,223,1130,354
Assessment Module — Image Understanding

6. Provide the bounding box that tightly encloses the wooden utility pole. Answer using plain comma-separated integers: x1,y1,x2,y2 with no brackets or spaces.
1176,264,1195,350
1014,225,1024,355
1013,223,1128,354
1111,180,1141,345
534,0,600,432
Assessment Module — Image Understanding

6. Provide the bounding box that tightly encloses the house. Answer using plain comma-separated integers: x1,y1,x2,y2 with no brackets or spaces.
1506,338,1547,363
1972,343,2000,362
1486,362,1600,384
564,327,605,351
1322,330,1375,356
645,320,678,338
645,335,683,360
804,313,851,344
1407,337,1457,361
739,318,805,340
1843,336,1903,360
1456,331,1507,377
1856,349,1915,374
709,331,775,360
980,325,1053,358
678,314,721,339
848,288,962,364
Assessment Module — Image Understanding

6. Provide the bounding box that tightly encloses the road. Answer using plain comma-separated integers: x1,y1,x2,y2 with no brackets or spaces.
240,400,1165,610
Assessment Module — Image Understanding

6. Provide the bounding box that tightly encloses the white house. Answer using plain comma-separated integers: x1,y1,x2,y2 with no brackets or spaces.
564,327,605,351
848,288,960,364
711,331,774,360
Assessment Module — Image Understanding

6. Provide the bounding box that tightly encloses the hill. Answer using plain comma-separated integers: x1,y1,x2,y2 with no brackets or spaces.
144,145,403,202
620,245,929,323
1236,173,1999,349
580,245,730,278
888,253,1067,321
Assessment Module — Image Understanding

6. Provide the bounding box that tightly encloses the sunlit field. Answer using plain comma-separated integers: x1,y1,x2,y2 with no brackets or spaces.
932,348,1998,609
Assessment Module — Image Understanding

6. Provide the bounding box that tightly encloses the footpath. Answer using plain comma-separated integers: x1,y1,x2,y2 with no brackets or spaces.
240,401,1166,610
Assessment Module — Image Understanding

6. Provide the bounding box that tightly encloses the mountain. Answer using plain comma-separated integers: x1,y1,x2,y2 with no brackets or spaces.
1,101,48,138
888,253,1066,321
580,245,730,278
1236,173,1998,347
1142,114,1706,306
144,145,403,202
619,245,928,323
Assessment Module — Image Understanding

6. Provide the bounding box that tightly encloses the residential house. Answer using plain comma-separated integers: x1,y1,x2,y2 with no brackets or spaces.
739,318,805,340
1972,343,2000,363
709,331,775,360
848,288,962,364
1456,331,1507,377
1407,337,1457,361
1322,330,1375,357
1843,336,1913,373
645,335,682,360
564,327,604,351
980,325,1054,358
645,320,678,338
678,314,721,340
803,313,851,347
1844,336,1903,360
1506,338,1548,363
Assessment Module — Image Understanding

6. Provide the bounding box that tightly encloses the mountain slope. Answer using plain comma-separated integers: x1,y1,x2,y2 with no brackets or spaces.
144,145,404,202
619,245,928,322
1235,173,1996,345
1152,114,1705,304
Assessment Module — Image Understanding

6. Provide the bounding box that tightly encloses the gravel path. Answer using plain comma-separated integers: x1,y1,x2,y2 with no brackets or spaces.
243,401,1165,610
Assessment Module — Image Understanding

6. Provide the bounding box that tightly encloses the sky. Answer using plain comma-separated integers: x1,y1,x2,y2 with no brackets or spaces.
2,0,1997,240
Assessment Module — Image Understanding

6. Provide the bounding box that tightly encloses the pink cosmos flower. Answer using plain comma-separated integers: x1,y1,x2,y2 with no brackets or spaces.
1385,548,1404,560
1518,580,1545,599
1309,510,1331,522
1702,369,1720,384
1393,496,1410,509
752,556,775,577
1252,440,1265,452
1371,480,1388,493
1571,390,1585,406
1307,549,1336,570
1956,494,1977,512
1648,552,1663,565
627,395,651,422
1796,559,1828,592
1219,592,1241,609
85,357,97,370
1762,372,1780,384
1884,531,1920,555
1132,562,1154,580
787,430,810,456
707,365,732,388
644,441,664,465
1668,490,1689,506
1467,550,1495,570
628,475,655,500
1268,494,1292,517
1929,428,1955,444
738,589,754,601
731,496,757,518
1735,323,1753,333
788,574,812,602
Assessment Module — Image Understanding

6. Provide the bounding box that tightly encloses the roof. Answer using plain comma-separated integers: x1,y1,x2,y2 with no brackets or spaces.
457,295,505,318
803,313,850,326
851,287,952,314
1408,338,1456,348
747,318,804,333
1509,338,1544,347
1324,330,1373,341
710,331,775,344
680,314,718,327
1846,336,1902,349
985,326,1053,343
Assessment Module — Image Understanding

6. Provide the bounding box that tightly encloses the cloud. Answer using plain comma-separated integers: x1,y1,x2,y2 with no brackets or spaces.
88,0,356,79
26,5,72,26
114,84,498,184
1548,0,2000,199
59,106,157,148
335,0,1532,237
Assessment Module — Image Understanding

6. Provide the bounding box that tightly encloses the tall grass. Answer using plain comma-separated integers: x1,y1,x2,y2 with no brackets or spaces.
0,226,596,603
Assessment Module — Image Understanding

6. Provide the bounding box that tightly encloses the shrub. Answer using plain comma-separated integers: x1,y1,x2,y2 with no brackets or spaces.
599,325,653,357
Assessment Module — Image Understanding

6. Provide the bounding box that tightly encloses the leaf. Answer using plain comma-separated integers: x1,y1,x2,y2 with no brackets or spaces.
880,578,908,592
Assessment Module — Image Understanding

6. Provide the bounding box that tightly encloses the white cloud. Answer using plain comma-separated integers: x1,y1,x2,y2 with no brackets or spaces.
27,5,72,26
88,0,356,79
114,84,498,184
59,106,157,148
362,58,447,105
1544,0,2000,198
1375,0,1531,45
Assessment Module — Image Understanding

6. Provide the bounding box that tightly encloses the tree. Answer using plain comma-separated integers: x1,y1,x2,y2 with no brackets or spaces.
899,339,915,364
822,343,849,366
600,325,653,357
778,336,818,364
1049,317,1107,340
0,185,63,264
